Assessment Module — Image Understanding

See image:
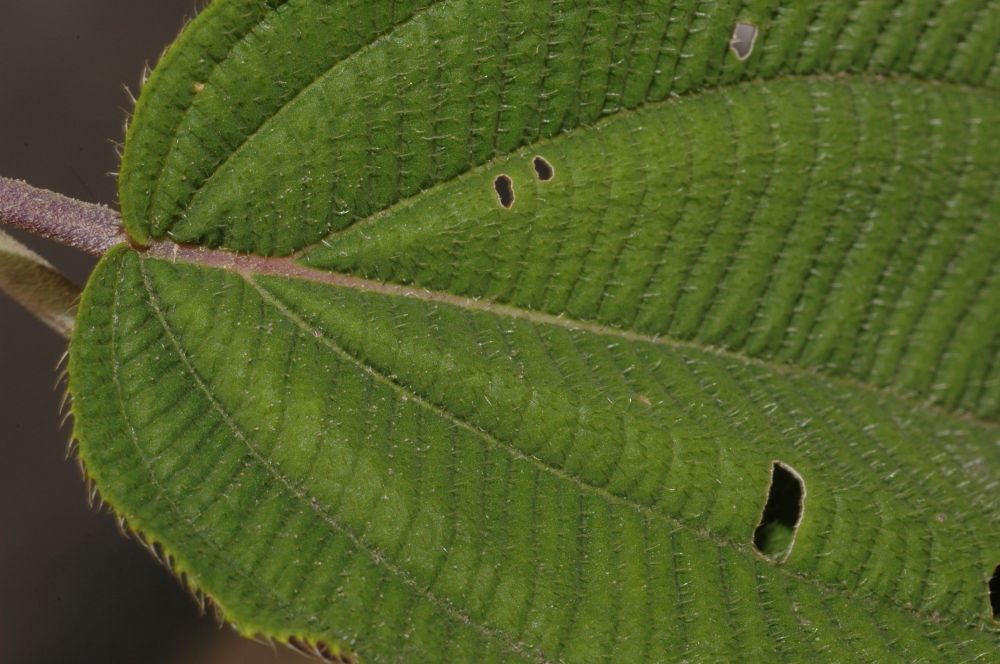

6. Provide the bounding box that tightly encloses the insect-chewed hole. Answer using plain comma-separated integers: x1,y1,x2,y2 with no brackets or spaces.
990,564,1000,620
533,155,555,181
753,461,805,562
730,22,758,61
494,174,515,208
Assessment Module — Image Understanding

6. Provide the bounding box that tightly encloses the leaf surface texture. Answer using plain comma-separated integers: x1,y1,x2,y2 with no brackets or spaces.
72,1,1000,661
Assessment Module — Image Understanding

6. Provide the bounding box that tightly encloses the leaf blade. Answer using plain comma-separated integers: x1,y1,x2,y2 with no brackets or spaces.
73,1,1000,660
121,0,1000,255
302,75,1000,420
72,249,1000,660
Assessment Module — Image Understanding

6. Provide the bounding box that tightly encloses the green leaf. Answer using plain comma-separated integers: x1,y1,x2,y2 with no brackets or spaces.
71,1,1000,661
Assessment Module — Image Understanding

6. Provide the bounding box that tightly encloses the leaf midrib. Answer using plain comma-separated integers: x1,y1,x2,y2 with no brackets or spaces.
143,239,1000,431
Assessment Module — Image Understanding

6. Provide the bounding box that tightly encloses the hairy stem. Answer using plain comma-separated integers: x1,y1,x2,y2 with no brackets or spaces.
0,176,125,256
0,176,126,336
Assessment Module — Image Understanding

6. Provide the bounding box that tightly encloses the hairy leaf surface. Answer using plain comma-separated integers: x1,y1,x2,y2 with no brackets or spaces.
72,1,1000,661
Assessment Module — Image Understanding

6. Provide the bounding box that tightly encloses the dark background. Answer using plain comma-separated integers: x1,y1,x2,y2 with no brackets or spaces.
0,3,301,663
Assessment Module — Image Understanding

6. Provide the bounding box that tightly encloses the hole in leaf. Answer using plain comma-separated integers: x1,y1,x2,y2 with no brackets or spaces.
533,156,554,181
753,461,805,562
730,22,758,60
990,564,1000,620
494,174,515,208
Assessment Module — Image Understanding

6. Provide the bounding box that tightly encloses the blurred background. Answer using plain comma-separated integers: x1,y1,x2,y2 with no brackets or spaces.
0,3,304,663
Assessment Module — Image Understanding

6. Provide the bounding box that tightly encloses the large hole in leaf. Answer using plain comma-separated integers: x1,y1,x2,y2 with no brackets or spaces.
990,564,1000,620
753,462,805,562
494,174,515,208
730,22,758,60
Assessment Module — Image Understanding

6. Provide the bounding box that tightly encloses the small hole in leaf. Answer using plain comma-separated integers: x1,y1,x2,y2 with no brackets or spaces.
990,564,1000,620
494,174,515,208
753,461,805,562
533,156,554,181
730,22,758,61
